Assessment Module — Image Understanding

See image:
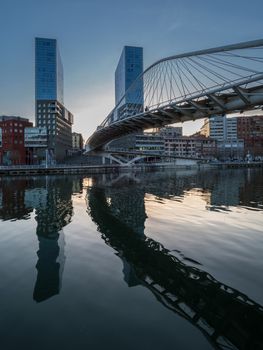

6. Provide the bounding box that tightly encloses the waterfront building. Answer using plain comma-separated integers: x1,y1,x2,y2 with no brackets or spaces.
194,137,217,158
164,137,197,158
216,139,244,159
35,38,74,161
24,127,48,148
150,126,216,158
115,46,143,120
200,115,238,141
107,133,137,150
24,127,48,164
163,136,217,158
159,126,183,139
72,132,84,151
237,115,263,157
200,115,244,158
108,125,216,159
0,116,33,165
135,133,165,153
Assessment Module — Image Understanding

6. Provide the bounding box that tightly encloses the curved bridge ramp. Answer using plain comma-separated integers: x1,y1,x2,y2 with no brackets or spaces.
87,39,263,150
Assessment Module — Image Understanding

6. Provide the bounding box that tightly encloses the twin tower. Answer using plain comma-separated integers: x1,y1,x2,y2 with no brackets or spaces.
35,38,143,159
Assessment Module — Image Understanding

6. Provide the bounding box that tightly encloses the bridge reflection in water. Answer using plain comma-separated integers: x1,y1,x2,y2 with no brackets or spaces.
87,170,263,350
0,170,262,349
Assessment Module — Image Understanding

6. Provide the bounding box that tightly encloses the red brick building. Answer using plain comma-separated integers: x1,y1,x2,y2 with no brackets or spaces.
237,115,263,156
0,116,33,165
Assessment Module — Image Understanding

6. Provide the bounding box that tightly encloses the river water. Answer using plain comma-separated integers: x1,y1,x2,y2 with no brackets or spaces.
0,168,262,350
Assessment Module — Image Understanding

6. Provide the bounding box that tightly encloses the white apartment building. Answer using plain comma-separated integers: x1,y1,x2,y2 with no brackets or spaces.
201,115,237,141
200,115,244,158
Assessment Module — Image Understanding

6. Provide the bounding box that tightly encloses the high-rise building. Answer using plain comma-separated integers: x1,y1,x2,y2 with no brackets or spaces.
35,38,63,103
35,38,73,161
114,46,143,120
108,46,143,149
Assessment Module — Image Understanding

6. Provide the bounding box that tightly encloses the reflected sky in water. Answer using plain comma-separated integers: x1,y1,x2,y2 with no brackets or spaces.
0,168,262,350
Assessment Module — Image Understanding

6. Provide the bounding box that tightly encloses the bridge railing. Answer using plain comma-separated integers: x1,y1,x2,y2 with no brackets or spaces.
100,39,263,129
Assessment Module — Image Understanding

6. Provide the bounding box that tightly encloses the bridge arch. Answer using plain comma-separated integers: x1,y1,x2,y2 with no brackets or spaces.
86,39,263,151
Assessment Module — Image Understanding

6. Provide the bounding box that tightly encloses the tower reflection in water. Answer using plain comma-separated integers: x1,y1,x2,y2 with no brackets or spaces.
32,177,75,302
0,169,262,349
87,169,263,350
0,176,81,302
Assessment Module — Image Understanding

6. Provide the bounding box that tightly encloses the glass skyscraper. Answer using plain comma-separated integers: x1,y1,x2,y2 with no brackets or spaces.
35,38,73,161
115,46,143,119
107,46,143,149
35,38,64,104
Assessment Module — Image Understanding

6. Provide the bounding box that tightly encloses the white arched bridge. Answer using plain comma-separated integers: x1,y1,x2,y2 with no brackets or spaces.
86,39,263,151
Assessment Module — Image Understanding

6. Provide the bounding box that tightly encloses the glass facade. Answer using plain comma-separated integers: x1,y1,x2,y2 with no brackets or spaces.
115,46,143,119
35,38,73,161
24,127,48,148
35,38,64,104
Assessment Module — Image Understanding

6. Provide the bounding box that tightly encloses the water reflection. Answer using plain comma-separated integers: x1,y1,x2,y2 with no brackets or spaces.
87,169,263,350
0,178,32,220
93,168,263,212
0,176,80,302
33,177,74,302
33,232,65,302
0,169,262,349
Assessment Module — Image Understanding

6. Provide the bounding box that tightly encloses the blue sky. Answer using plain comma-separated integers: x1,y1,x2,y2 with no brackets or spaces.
0,0,262,140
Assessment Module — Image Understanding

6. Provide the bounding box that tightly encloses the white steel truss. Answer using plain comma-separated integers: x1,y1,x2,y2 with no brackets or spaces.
86,39,263,151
